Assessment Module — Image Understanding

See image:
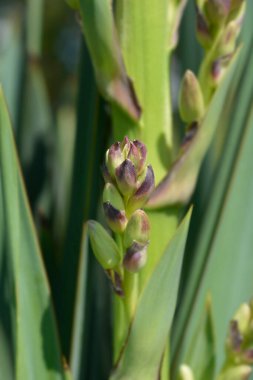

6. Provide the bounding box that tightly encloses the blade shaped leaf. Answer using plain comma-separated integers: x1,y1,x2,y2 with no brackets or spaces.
110,209,192,380
0,86,66,379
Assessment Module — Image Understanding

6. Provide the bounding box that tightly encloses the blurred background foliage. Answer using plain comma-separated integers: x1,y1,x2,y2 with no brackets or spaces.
1,0,253,379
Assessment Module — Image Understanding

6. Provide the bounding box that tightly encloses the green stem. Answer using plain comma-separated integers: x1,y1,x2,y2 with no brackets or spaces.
123,271,139,321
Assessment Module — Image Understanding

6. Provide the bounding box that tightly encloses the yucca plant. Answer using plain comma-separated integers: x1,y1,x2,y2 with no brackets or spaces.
1,0,253,379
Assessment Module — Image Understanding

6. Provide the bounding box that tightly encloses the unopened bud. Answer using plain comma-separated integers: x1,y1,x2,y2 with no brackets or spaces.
227,320,243,353
115,159,137,196
103,183,128,233
127,165,155,213
229,0,245,19
123,209,150,248
179,364,195,380
217,20,240,56
179,70,205,124
218,365,252,380
234,303,251,336
106,142,124,178
65,0,80,10
88,221,121,269
123,241,148,273
103,183,125,211
127,140,147,175
205,0,231,25
196,8,212,49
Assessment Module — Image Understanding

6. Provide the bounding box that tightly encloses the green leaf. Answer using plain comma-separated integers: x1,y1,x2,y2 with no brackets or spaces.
0,5,23,125
110,209,192,380
0,86,65,379
70,225,89,380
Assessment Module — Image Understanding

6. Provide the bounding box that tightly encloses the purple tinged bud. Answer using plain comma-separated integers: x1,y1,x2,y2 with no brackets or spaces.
106,142,124,178
123,209,150,248
115,159,137,196
127,165,155,213
101,162,113,183
227,320,243,352
103,202,128,233
205,0,231,25
196,8,212,49
123,241,148,273
127,140,147,175
120,136,131,156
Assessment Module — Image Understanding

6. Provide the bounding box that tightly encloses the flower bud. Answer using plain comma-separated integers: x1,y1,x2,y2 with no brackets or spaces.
196,8,212,49
103,202,128,233
127,140,147,175
205,0,231,25
115,159,137,196
179,364,195,380
227,320,243,353
127,165,155,213
87,220,121,269
123,241,148,273
229,0,245,20
234,303,251,336
218,365,252,380
106,142,124,178
123,209,150,248
103,183,128,233
66,0,80,10
179,70,205,124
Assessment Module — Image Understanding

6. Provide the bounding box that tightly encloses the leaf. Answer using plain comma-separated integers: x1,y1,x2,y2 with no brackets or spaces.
70,225,89,380
78,0,141,120
0,86,65,379
0,5,23,125
172,12,253,375
110,209,192,380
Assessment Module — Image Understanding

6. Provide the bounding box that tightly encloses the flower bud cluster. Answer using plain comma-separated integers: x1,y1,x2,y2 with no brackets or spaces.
103,137,155,273
226,302,253,366
196,0,245,88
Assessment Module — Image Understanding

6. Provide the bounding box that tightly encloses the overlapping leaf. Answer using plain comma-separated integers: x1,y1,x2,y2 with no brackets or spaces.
0,87,67,379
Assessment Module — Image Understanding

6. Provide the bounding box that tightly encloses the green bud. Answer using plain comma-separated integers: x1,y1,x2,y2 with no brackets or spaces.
103,183,125,211
229,0,245,20
179,70,205,123
234,303,251,336
217,20,240,56
65,0,80,10
218,365,252,380
106,142,124,179
179,364,195,380
87,220,121,269
123,209,150,248
205,0,231,25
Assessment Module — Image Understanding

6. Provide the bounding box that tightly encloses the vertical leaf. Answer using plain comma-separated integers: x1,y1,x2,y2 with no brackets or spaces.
0,87,65,379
